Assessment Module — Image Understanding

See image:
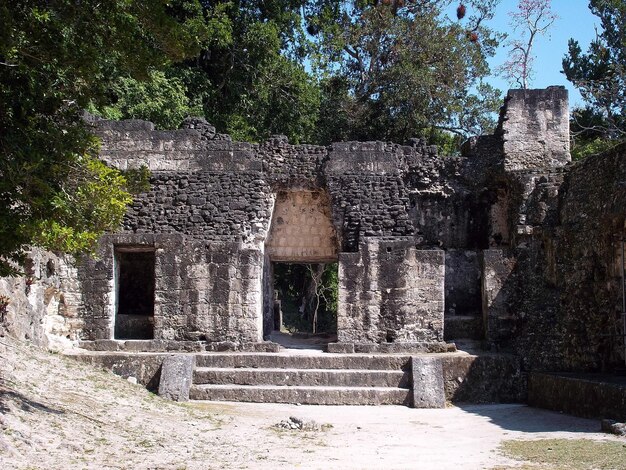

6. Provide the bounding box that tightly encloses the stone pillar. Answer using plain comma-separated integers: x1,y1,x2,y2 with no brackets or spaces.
411,356,445,408
500,86,570,172
336,237,444,344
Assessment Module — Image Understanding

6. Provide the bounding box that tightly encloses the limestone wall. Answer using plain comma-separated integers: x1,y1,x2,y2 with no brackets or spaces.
499,86,571,172
556,143,626,369
337,238,444,344
12,87,620,368
0,249,83,349
480,118,626,371
82,116,491,345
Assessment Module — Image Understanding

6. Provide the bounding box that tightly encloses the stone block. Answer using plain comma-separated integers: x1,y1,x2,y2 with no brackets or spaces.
327,342,355,354
411,356,445,408
158,354,195,401
500,87,570,171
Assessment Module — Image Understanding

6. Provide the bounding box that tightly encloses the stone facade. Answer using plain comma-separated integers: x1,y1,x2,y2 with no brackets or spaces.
73,116,489,347
3,85,626,375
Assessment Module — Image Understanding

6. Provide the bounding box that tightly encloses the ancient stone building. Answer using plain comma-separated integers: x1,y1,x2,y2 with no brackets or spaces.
2,87,625,412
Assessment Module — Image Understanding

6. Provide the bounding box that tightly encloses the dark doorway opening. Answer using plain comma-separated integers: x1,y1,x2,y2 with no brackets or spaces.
114,248,155,339
272,262,338,345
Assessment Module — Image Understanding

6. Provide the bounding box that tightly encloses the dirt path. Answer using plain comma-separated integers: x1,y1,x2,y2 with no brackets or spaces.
0,336,620,470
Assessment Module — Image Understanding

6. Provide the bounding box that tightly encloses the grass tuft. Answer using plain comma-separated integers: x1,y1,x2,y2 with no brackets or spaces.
499,438,626,469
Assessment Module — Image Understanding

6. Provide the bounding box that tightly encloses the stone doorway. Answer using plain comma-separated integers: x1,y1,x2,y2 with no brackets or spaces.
114,247,155,339
262,190,339,345
270,262,338,347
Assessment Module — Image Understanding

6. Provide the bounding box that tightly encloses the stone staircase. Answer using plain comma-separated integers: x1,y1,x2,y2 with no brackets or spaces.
189,353,412,406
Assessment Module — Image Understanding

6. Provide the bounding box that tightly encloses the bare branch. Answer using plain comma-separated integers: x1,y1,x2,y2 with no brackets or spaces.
498,0,557,89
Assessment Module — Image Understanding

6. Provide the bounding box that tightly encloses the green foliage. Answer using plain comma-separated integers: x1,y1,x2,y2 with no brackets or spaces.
122,166,153,195
0,1,207,275
569,106,624,161
193,1,321,143
307,0,504,144
91,1,321,142
274,263,338,334
95,1,502,147
563,0,626,140
94,71,202,130
33,156,133,255
571,136,621,161
320,263,338,320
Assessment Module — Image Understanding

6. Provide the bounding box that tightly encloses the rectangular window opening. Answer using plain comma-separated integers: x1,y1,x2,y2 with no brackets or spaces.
114,248,155,340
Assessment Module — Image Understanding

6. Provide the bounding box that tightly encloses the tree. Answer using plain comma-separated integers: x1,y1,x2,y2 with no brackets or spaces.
193,0,322,143
274,263,338,334
90,70,203,131
306,263,338,334
100,1,322,143
0,1,208,275
306,0,504,144
499,0,557,89
563,0,626,149
93,1,509,147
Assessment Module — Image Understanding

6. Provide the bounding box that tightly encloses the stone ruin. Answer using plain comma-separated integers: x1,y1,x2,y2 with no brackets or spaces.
2,87,626,413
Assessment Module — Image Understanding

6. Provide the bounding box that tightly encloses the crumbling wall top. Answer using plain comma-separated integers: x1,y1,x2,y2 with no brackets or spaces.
498,86,571,172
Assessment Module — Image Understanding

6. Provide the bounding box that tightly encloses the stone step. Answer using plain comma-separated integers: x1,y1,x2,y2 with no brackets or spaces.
194,353,411,371
444,315,484,341
189,384,412,406
194,367,409,388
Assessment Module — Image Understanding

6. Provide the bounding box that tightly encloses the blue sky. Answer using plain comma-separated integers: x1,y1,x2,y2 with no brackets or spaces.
482,0,601,107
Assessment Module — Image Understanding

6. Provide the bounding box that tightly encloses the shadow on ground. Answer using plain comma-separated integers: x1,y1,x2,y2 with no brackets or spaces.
457,403,601,434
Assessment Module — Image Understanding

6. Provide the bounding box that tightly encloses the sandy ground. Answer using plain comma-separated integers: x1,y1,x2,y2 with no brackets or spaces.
0,335,621,470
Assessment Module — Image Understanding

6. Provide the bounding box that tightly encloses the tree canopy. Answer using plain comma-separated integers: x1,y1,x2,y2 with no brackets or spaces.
96,1,505,145
94,0,322,143
1,1,509,273
306,0,504,144
0,0,208,275
563,0,626,159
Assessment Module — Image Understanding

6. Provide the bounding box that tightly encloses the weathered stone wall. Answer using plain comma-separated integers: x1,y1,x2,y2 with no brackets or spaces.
499,86,570,172
77,233,265,343
81,118,492,345
11,85,625,378
337,238,444,344
478,96,626,371
556,143,626,369
0,249,82,349
70,87,582,353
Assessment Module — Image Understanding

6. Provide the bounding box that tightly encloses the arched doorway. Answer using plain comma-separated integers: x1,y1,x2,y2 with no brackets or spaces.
263,190,339,346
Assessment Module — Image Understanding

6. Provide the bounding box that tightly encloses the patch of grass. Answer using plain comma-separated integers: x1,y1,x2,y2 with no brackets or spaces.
136,439,154,448
499,438,626,469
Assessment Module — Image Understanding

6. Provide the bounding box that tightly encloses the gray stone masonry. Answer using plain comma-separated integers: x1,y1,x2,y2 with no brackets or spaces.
82,117,493,346
17,87,626,379
65,89,581,357
158,354,195,401
411,356,446,408
499,86,570,172
337,238,444,344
